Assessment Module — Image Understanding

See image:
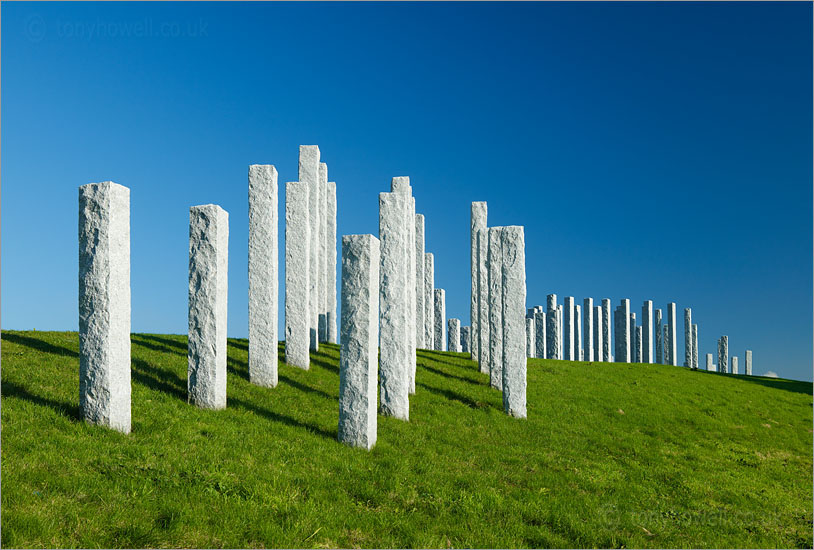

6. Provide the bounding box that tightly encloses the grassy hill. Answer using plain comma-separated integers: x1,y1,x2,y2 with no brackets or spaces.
1,329,811,548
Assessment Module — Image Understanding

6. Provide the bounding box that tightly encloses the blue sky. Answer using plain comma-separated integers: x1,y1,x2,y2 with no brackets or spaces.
2,2,811,381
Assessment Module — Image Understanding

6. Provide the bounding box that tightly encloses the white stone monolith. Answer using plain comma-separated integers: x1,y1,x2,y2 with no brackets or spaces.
732,356,739,375
718,336,729,374
655,308,663,364
642,300,653,363
584,298,594,362
434,289,446,352
79,181,131,433
692,324,698,370
248,165,278,387
745,350,752,376
635,326,642,363
593,305,603,361
461,326,471,353
471,202,487,361
299,145,320,351
327,181,338,344
557,304,563,359
285,181,310,369
664,323,670,365
684,308,692,368
667,302,677,366
477,227,489,372
424,253,434,350
501,226,526,418
188,204,229,410
563,297,575,360
338,234,379,450
448,318,461,353
546,295,558,359
706,353,714,372
615,300,630,362
629,312,636,361
526,318,535,359
318,163,328,343
601,299,611,363
415,214,426,349
534,310,546,360
487,226,504,389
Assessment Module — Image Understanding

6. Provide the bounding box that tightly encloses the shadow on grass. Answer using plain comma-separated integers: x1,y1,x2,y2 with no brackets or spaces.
1,332,79,358
421,364,482,386
735,375,812,396
309,355,339,375
278,373,335,400
229,396,335,440
416,381,485,409
135,334,188,354
416,349,478,370
131,336,185,357
1,380,81,421
131,358,186,400
228,339,249,352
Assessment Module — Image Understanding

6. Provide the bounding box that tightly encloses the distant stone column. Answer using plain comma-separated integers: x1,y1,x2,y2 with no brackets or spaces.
415,214,426,349
501,226,526,418
642,301,653,363
534,310,546,360
601,299,611,363
318,163,328,343
584,298,594,362
731,356,739,375
664,324,670,365
718,336,729,374
576,305,583,361
526,318,536,359
327,181,338,344
338,234,379,450
745,350,752,376
629,312,636,361
434,289,446,352
188,204,229,410
471,202,488,361
424,253,434,350
706,353,714,372
248,165,278,388
557,304,564,359
615,300,630,362
546,309,559,360
461,326,471,353
692,324,699,370
667,302,678,366
477,228,490,372
285,182,310,369
378,192,410,420
684,308,692,368
299,145,320,351
563,297,575,361
635,326,643,363
487,227,504,389
79,181,131,433
655,309,663,364
593,305,603,361
391,178,416,393
448,319,462,353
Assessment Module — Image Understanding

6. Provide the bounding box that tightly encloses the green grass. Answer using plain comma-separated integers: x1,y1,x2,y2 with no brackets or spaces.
1,329,811,548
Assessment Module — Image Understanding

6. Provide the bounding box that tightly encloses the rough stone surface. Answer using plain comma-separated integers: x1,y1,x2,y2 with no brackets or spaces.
534,310,546,360
415,214,425,349
731,355,739,375
248,165,278,388
79,181,131,433
706,353,714,372
593,305,603,361
563,297,575,361
642,301,653,363
461,326,471,353
629,312,636,362
526,318,535,358
424,253,434,350
667,302,678,366
745,350,752,376
285,181,310,369
547,294,557,311
664,324,670,365
327,181,338,344
188,204,229,410
477,227,489,372
378,192,410,420
655,309,663,364
434,289,446,352
692,324,698,370
318,163,328,343
299,145,320,351
448,318,461,353
718,336,729,374
584,298,594,362
576,305,583,361
684,308,692,368
635,326,642,363
470,202,487,361
487,227,504,389
338,234,379,449
501,226,526,418
615,300,630,362
601,299,611,363
546,309,559,360
557,305,563,359
391,179,416,393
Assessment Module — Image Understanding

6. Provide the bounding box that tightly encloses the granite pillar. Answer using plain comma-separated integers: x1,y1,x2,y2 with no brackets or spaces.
501,226,526,418
461,326,471,353
534,310,546,360
448,318,461,353
285,181,310,369
546,309,559,360
424,252,434,350
526,318,535,359
318,163,328,343
718,336,728,374
684,308,692,368
576,304,583,361
745,350,752,376
487,226,504,389
667,302,677,366
584,298,594,362
635,326,642,363
434,289,446,352
327,181,338,344
706,353,714,372
731,356,739,375
593,305,603,361
615,300,630,362
477,227,490,372
415,214,425,349
692,324,698,370
601,299,611,363
563,297,575,361
655,308,663,364
642,300,653,363
471,202,487,361
298,145,320,351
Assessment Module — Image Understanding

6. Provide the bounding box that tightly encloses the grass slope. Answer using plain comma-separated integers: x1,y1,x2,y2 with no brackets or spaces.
1,330,811,549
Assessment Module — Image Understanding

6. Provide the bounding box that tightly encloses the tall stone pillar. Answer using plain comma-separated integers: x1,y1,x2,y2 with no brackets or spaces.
593,305,603,361
615,300,630,362
692,324,699,370
461,326,471,353
248,165,278,388
434,289,446,352
487,227,504,389
557,304,564,359
576,304,583,360
655,308,663,364
378,192,410,419
718,336,728,374
471,202,488,361
745,350,752,376
318,163,328,343
642,300,653,363
684,308,692,368
448,318,462,353
601,299,611,363
285,181,310,369
79,181,131,433
338,234,379,449
546,309,559,360
501,226,526,419
327,181,338,344
731,356,739,375
391,178,416,393
634,326,642,362
667,302,678,366
526,318,536,359
477,227,490,372
298,145,320,351
188,204,229,410
664,324,670,365
584,298,594,362
563,297,575,361
534,310,546,360
415,214,426,349
706,353,714,371
629,312,636,362
424,253,434,350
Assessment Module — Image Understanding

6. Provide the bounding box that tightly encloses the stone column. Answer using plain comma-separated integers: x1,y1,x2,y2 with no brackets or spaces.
615,300,630,362
655,309,663,364
248,165,278,388
285,181,310,369
576,304,583,361
298,145,320,351
448,318,461,353
434,289,446,352
745,350,752,376
338,234,379,449
731,356,739,375
470,202,487,361
378,192,410,420
424,253,434,350
635,326,642,362
692,324,698,370
188,204,229,410
601,299,611,363
546,309,559,360
327,181,338,344
642,300,653,363
79,181,131,433
461,326,471,353
501,226,526,419
534,310,546,360
706,353,714,371
487,227,504,389
667,302,677,366
563,297,575,361
664,324,670,365
584,298,594,362
629,312,636,361
718,336,728,374
593,305,603,361
391,178,416,391
415,214,425,349
557,304,563,359
684,308,692,368
318,163,328,343
526,318,536,359
477,227,490,372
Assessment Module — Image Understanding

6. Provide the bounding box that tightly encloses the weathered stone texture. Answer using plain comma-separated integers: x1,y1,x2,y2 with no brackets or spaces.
546,309,559,360
318,163,328,343
434,289,446,352
501,226,526,418
448,318,461,353
667,302,677,366
601,299,611,363
635,326,643,363
526,318,535,359
461,326,471,353
327,181,338,344
642,300,653,363
593,305,603,361
188,204,229,410
563,297,575,361
706,353,714,372
684,308,692,368
424,253,434,350
629,312,636,362
584,298,594,362
487,226,504,389
285,182,310,369
718,336,729,374
248,165,278,388
731,356,739,375
745,350,752,376
534,310,546,360
415,214,425,349
615,300,630,363
79,181,131,433
692,324,698,370
338,234,380,449
299,145,320,351
470,202,487,360
477,227,489,372
655,308,663,364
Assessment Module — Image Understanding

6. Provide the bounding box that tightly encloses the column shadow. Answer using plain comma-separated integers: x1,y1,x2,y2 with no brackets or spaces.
1,380,81,421
1,332,79,358
228,396,335,440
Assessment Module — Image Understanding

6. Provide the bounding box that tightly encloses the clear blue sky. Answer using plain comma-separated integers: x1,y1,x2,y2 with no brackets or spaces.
3,2,811,381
